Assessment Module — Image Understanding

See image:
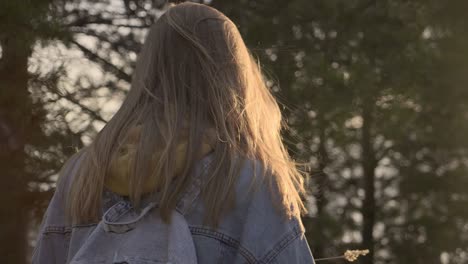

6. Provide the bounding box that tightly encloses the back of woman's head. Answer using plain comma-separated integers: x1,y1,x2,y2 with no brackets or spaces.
67,2,306,226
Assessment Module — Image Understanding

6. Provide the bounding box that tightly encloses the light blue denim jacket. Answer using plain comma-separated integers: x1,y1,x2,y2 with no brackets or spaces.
33,152,315,263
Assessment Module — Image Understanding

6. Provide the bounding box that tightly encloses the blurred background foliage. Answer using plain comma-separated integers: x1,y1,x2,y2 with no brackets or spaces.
1,0,468,263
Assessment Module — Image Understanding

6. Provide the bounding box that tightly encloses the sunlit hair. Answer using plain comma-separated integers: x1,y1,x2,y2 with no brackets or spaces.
67,2,306,226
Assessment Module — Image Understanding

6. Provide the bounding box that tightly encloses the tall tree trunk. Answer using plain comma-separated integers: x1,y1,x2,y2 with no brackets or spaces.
310,114,329,259
0,32,32,264
360,97,376,264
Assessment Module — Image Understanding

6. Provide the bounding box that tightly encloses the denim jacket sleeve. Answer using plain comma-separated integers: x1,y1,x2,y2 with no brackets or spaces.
237,161,315,264
185,157,315,264
268,232,315,264
32,152,84,264
32,206,71,264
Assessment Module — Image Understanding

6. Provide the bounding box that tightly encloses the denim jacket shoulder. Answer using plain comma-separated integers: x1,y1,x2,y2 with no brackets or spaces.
185,158,314,263
32,151,315,264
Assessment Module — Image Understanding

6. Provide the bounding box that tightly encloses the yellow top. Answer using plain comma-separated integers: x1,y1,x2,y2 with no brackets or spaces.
105,126,215,196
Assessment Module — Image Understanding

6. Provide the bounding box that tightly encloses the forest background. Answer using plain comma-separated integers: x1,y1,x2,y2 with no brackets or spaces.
1,0,468,263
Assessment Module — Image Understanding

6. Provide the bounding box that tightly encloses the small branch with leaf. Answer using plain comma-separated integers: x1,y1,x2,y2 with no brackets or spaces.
315,249,370,262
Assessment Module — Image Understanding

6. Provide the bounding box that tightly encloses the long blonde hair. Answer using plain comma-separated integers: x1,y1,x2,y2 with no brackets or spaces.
67,2,306,226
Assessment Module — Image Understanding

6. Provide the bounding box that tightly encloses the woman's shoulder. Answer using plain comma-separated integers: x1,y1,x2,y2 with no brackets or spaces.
38,149,88,229
187,157,306,262
56,149,88,189
233,157,304,236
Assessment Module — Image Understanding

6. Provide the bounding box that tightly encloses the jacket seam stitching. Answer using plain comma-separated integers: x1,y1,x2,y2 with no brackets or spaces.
260,226,303,264
43,226,72,234
73,223,98,228
189,226,258,263
43,223,98,234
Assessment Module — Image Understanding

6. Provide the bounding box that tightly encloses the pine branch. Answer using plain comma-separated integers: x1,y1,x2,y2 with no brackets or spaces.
71,39,132,83
55,90,108,123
